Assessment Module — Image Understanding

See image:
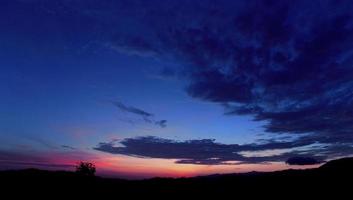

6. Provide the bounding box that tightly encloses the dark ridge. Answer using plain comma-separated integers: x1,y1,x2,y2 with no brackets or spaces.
1,157,352,197
320,157,353,170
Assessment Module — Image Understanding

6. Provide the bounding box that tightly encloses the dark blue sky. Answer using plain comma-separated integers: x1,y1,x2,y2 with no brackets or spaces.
1,0,353,178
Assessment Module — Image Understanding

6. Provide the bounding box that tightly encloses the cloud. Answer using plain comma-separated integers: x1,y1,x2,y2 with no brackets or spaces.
112,101,167,128
101,0,353,159
24,136,59,150
94,136,331,165
61,145,76,150
155,120,167,128
286,157,322,165
112,101,153,117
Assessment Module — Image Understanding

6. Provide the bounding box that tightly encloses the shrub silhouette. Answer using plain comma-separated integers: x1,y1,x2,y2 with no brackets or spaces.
76,162,96,176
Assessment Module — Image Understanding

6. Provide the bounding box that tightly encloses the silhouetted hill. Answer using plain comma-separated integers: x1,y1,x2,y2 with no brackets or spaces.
320,157,353,170
1,157,352,198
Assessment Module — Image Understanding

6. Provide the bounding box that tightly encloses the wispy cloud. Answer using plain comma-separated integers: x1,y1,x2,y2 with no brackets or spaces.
112,101,153,117
24,136,59,150
155,120,167,128
61,145,76,150
112,101,167,128
0,150,74,170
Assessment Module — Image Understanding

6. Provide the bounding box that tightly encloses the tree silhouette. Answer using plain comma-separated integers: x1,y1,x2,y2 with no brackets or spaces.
76,162,96,176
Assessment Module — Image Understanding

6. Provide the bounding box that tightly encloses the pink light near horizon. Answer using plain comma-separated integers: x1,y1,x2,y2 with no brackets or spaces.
21,150,322,179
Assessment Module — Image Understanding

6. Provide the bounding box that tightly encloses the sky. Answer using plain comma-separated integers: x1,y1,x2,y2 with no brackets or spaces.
1,0,353,179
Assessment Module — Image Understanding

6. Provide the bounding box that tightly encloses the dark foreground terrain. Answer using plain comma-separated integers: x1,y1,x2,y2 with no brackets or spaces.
1,157,353,197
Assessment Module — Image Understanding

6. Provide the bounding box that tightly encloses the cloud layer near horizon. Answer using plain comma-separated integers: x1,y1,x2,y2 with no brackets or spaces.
94,136,353,165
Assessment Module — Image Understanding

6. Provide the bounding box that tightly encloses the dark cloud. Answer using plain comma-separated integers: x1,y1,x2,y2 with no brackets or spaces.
94,136,333,165
61,145,76,150
112,101,153,117
286,157,322,165
155,120,167,128
112,101,167,128
100,0,353,159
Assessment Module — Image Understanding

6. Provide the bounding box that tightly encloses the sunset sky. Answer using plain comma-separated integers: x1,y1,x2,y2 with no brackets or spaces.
1,0,353,179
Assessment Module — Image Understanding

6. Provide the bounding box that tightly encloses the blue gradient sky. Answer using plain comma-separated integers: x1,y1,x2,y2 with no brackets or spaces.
1,0,353,178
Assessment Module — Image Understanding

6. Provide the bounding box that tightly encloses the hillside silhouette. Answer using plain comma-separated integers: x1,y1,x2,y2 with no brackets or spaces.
1,157,352,197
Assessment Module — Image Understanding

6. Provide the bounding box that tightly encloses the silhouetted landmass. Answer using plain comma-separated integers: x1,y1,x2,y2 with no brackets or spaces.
1,157,352,198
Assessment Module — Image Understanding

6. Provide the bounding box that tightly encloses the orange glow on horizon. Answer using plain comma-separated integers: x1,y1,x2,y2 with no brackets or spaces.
85,153,323,179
